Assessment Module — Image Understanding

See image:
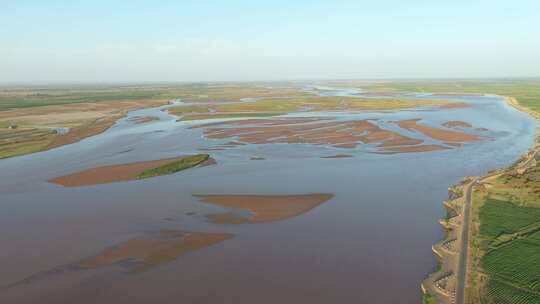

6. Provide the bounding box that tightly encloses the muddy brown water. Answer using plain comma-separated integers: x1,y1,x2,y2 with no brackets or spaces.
0,92,536,303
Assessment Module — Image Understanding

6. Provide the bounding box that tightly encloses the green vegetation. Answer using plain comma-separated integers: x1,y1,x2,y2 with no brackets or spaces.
180,112,280,121
136,154,210,179
422,293,437,304
167,95,449,121
0,83,310,111
156,84,312,102
214,96,448,112
0,128,55,159
168,105,212,115
0,89,164,110
479,198,540,243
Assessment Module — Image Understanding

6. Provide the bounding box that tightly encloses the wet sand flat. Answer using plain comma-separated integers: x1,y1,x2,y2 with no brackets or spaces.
398,119,481,142
197,193,334,224
80,230,233,272
200,118,424,151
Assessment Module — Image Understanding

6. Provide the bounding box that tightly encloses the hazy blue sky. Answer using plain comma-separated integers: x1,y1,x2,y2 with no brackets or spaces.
1,0,539,83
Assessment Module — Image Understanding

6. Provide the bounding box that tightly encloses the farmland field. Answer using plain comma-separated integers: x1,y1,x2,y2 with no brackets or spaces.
472,172,540,303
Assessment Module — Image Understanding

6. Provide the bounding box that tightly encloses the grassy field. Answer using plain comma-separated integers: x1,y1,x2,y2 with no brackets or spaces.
0,83,310,111
137,154,210,179
0,87,165,110
180,112,280,121
0,128,56,159
155,83,312,102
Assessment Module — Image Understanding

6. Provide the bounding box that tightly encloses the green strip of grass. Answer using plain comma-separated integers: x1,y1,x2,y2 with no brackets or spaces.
181,112,280,121
422,293,437,304
136,154,210,179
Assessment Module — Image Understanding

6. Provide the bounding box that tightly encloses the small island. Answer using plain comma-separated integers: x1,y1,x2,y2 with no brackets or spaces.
50,154,212,187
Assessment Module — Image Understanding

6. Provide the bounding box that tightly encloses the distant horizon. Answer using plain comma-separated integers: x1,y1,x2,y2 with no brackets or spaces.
2,1,539,83
1,76,540,87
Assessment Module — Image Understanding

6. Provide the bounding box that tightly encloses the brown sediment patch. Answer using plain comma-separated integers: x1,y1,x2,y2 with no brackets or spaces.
49,156,206,187
321,154,353,158
198,157,217,167
79,230,232,272
381,144,451,153
129,116,159,124
197,193,334,224
398,119,481,142
226,141,245,146
379,137,423,147
439,102,470,109
199,118,424,150
442,121,473,128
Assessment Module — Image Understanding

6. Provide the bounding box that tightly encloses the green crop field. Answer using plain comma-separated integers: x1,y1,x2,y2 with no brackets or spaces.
475,185,540,303
0,89,164,110
479,198,540,242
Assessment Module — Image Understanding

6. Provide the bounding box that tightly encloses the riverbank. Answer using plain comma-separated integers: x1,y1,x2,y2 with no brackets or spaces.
422,94,540,304
0,99,168,159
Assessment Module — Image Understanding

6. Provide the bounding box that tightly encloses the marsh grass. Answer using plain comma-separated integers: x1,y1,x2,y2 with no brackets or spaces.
136,154,209,179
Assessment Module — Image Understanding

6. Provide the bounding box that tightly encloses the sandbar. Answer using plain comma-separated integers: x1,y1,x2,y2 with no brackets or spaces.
442,121,473,128
398,119,480,142
50,155,212,187
196,193,334,224
79,230,233,272
381,144,451,153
